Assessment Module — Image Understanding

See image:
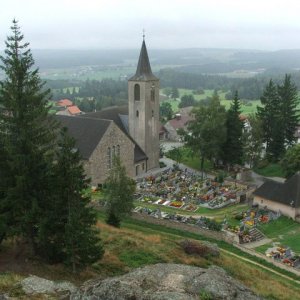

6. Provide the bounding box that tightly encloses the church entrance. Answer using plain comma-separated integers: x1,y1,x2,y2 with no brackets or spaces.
136,165,140,176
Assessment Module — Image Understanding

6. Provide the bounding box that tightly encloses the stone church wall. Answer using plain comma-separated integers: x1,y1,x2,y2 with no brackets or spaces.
86,122,135,185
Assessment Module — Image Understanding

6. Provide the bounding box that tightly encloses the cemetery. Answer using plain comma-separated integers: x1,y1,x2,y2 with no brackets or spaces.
135,168,248,212
265,245,300,269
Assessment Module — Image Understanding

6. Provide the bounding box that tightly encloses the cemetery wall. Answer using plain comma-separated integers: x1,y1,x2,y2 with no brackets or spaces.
131,212,231,242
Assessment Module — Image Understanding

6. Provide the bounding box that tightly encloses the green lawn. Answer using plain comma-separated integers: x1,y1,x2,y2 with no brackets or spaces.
258,217,300,253
165,146,212,172
255,243,274,255
254,163,285,178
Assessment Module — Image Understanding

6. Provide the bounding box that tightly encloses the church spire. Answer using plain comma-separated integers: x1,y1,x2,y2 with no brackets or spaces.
129,38,158,81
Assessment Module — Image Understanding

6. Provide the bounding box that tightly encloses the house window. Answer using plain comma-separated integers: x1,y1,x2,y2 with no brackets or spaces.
136,110,139,117
134,84,140,101
107,147,111,169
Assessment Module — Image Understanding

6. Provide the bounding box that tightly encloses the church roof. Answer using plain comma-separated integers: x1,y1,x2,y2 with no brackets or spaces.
253,172,300,208
80,106,148,163
55,115,111,159
129,40,158,81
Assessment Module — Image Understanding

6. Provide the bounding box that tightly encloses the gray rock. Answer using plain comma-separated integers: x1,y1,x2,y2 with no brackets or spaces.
72,263,263,300
21,275,77,297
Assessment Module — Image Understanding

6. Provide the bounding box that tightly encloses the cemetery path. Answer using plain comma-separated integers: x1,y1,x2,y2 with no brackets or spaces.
242,238,273,249
221,248,300,284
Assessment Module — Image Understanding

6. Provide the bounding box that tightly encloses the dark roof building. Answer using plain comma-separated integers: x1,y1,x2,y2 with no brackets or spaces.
253,172,300,220
55,115,111,159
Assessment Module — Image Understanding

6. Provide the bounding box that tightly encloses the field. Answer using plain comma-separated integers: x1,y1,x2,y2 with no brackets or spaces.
161,88,261,115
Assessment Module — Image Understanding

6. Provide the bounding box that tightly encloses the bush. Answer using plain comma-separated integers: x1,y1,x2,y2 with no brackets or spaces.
180,240,219,258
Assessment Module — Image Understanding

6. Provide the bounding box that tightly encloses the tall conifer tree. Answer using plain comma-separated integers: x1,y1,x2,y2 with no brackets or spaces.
46,128,104,272
278,74,299,146
0,20,57,250
222,91,244,166
257,80,285,160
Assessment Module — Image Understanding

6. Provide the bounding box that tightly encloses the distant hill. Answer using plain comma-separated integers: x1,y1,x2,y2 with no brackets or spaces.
23,48,300,75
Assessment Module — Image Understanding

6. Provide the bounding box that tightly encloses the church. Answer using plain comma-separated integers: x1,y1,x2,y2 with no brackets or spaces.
56,39,160,185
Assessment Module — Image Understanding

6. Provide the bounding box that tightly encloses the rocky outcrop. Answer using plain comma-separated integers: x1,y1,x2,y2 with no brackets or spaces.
21,275,77,298
72,263,263,300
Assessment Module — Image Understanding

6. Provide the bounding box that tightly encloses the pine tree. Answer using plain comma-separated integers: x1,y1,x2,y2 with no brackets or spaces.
257,80,285,161
104,156,136,227
278,74,299,147
0,20,57,250
47,128,104,272
222,91,244,167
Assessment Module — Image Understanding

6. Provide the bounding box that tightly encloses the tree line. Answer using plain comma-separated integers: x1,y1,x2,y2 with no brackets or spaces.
180,75,300,177
50,78,128,112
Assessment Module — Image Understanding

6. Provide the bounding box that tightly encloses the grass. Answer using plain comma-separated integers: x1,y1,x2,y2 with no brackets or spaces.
1,212,300,299
258,217,300,253
165,146,213,172
254,163,285,178
255,243,274,255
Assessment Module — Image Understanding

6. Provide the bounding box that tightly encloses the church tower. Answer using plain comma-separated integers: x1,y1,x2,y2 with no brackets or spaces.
128,38,160,171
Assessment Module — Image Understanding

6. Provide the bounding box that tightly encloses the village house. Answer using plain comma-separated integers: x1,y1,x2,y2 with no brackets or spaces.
163,106,194,141
56,38,160,186
55,99,83,116
252,172,300,221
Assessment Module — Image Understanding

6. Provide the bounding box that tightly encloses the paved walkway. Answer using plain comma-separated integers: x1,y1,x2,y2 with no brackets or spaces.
242,238,273,249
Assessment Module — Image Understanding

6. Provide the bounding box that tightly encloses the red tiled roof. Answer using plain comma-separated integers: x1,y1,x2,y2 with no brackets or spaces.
57,99,73,107
67,105,81,115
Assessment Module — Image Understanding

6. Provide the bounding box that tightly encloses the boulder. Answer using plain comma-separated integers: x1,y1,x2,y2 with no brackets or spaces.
21,275,76,298
72,263,263,300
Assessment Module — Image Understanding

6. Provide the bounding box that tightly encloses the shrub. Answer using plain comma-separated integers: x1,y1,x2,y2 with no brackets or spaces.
180,240,219,258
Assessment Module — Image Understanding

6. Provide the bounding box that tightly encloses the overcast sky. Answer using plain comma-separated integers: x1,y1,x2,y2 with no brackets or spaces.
1,0,300,50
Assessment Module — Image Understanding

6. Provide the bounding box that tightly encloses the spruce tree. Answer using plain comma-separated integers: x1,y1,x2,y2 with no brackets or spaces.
257,80,285,161
49,128,104,272
278,74,299,146
104,156,136,227
0,20,57,251
222,91,244,167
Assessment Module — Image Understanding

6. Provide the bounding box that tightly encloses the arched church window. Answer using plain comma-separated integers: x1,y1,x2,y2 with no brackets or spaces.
117,145,120,156
151,84,155,102
152,110,154,117
134,84,140,101
136,110,139,117
113,145,116,157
